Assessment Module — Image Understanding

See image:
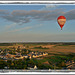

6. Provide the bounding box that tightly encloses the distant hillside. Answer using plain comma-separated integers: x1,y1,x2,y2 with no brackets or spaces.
0,42,75,46
0,43,15,46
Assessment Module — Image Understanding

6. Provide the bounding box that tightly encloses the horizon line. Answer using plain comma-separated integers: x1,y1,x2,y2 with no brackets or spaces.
0,41,75,43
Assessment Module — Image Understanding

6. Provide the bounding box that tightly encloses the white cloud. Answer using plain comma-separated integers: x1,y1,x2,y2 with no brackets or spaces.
5,23,17,30
40,5,58,10
7,26,33,32
45,5,58,9
7,24,43,33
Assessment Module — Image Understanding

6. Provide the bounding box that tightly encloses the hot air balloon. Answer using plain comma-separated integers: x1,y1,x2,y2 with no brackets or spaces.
57,16,66,30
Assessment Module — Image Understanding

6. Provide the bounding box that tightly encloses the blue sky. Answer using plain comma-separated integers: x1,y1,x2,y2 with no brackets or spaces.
0,4,75,42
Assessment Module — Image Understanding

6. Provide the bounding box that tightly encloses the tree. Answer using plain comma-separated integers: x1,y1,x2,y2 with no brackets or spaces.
0,59,7,69
26,45,29,48
13,47,16,50
57,61,66,69
27,59,35,67
61,61,66,67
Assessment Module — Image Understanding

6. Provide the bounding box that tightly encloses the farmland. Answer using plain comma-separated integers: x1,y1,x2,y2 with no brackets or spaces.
0,42,75,70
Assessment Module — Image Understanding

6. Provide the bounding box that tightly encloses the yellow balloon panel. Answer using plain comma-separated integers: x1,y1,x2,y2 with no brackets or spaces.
58,19,66,25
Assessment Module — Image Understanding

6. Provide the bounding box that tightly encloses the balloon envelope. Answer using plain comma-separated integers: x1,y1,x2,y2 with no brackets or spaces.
57,16,66,30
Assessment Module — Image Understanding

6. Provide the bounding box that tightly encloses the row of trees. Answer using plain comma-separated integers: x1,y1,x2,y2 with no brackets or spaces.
0,58,30,69
0,58,53,69
0,56,69,70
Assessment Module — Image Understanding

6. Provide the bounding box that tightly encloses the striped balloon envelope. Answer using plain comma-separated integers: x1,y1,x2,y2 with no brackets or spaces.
57,16,66,30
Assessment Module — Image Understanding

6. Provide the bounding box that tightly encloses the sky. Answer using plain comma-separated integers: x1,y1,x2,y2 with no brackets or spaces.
0,4,75,42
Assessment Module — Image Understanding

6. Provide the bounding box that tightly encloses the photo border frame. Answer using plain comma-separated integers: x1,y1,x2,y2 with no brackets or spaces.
0,1,75,74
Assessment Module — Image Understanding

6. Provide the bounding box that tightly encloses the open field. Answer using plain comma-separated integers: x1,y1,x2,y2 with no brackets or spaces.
0,43,75,55
29,44,75,55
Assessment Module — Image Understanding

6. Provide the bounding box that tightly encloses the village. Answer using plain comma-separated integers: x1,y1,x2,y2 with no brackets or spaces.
0,51,48,60
0,45,49,70
0,46,48,61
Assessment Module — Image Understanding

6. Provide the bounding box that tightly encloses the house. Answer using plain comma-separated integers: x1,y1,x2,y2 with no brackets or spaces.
14,56,20,58
31,52,34,54
5,53,11,58
34,65,37,70
39,52,42,54
36,54,40,57
66,60,74,66
72,60,74,64
34,52,38,54
0,55,4,58
3,59,8,62
15,48,17,50
5,53,15,58
23,55,28,58
42,52,46,55
28,52,33,56
46,52,48,55
67,63,75,69
32,54,36,58
36,54,39,57
4,66,9,69
0,50,1,53
23,47,25,48
32,54,39,58
28,56,32,59
1,51,3,53
49,68,51,71
38,54,42,57
3,57,7,60
66,60,75,69
16,53,22,56
20,56,24,59
28,65,37,70
14,55,21,59
43,52,48,56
